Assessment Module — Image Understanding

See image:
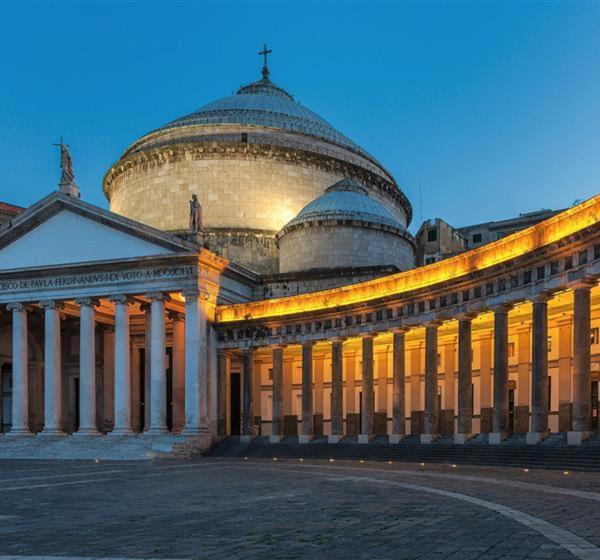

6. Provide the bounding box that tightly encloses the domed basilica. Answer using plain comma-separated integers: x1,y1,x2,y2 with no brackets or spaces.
103,58,415,277
0,49,598,459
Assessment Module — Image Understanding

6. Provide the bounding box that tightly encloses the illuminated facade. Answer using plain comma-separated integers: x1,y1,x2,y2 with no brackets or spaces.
0,61,599,459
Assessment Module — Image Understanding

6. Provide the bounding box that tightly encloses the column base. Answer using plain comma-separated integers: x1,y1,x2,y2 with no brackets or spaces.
488,432,507,445
108,428,135,437
298,434,314,444
526,431,548,445
144,427,169,436
567,431,592,446
73,428,102,437
269,435,283,443
6,428,35,437
38,429,67,437
239,434,255,444
388,434,405,444
328,434,343,444
420,433,438,444
358,434,373,444
453,433,473,445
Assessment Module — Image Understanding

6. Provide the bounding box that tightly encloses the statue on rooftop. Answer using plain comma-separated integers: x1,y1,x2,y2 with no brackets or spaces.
53,138,80,198
190,194,202,233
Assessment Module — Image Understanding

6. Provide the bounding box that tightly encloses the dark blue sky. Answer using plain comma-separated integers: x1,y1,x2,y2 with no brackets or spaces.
1,1,599,233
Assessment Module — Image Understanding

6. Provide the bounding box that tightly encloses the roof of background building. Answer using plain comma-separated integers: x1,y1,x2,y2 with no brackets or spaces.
0,201,24,214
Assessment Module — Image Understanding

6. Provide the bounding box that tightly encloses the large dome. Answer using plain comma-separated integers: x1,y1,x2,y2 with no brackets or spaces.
142,78,373,160
103,68,413,274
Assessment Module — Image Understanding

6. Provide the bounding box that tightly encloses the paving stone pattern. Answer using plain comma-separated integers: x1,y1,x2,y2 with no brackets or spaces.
0,458,599,559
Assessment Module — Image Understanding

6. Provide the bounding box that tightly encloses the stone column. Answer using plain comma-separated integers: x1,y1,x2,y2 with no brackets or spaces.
39,300,65,436
182,289,208,436
75,298,100,436
299,341,315,443
217,351,229,436
390,328,407,443
455,315,474,444
422,322,440,444
111,295,133,435
270,345,284,442
253,356,263,433
329,338,344,443
569,280,595,445
490,304,512,444
241,348,255,440
146,292,169,435
170,312,185,433
528,293,551,444
359,333,375,443
344,351,358,434
6,303,31,436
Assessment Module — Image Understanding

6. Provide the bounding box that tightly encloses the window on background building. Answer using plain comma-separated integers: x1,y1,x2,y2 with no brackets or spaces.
497,232,506,240
548,377,552,412
474,286,482,299
268,368,273,381
498,278,506,292
427,229,437,242
429,299,437,310
595,245,600,261
579,250,588,265
591,327,599,345
537,266,546,280
565,256,573,270
425,257,436,265
376,310,383,321
486,282,494,296
462,289,470,302
472,233,482,244
523,270,532,284
407,303,415,316
508,342,515,358
550,261,559,276
418,301,425,313
510,275,519,288
451,293,458,305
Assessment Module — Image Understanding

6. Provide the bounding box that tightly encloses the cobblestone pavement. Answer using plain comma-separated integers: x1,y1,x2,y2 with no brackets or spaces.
1,458,600,559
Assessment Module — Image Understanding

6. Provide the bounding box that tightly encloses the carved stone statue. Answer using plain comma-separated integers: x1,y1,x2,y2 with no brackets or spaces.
189,194,202,233
54,139,79,198
60,144,75,185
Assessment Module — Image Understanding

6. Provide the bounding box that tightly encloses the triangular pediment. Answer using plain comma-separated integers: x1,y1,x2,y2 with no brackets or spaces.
0,192,198,271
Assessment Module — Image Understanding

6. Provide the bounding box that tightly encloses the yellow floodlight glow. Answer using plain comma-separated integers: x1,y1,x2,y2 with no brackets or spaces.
216,195,600,323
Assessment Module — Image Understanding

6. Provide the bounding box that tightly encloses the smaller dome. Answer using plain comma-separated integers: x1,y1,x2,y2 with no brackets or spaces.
278,178,406,235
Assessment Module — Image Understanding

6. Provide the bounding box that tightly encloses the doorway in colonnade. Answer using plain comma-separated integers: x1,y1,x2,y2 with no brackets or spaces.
0,364,12,433
508,388,515,433
592,381,598,431
230,371,241,436
138,348,174,432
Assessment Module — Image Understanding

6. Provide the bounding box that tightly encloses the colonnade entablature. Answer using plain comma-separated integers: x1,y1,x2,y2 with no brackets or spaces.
216,235,600,349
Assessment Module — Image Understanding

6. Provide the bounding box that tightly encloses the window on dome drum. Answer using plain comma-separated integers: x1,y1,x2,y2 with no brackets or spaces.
427,229,437,242
472,233,482,244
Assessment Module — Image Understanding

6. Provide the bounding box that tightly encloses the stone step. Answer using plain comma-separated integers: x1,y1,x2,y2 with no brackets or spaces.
209,436,600,471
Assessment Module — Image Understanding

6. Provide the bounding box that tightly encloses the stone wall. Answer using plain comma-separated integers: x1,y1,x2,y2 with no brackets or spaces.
278,224,415,273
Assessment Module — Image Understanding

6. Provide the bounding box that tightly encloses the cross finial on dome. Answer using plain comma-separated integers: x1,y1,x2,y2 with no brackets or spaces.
258,43,272,80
